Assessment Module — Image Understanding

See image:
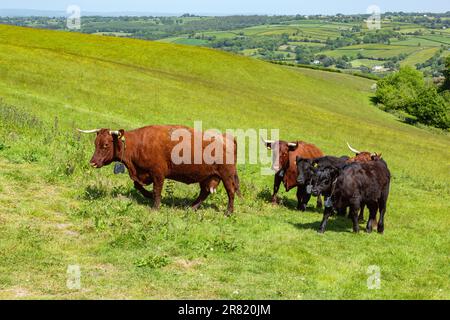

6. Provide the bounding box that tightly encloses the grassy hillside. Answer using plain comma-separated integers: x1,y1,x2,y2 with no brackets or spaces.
0,25,449,299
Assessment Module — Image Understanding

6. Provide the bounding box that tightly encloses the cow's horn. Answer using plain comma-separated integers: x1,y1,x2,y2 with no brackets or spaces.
261,136,275,145
288,142,298,147
347,142,361,154
77,128,100,134
109,130,120,136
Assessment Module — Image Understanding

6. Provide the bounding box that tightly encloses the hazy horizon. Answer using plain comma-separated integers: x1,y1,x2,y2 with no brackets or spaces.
1,0,449,16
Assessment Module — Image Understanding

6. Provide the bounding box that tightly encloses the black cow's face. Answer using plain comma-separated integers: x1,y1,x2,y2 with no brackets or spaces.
296,157,315,186
89,129,124,168
312,167,336,196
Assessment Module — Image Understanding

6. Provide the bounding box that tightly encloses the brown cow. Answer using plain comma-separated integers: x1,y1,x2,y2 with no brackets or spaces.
346,143,382,163
78,126,240,215
262,139,324,211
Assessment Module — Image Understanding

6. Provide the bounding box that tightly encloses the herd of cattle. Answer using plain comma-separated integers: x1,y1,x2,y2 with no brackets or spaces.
78,125,390,234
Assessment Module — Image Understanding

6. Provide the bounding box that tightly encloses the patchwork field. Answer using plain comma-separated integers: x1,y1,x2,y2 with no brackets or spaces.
0,24,449,299
4,14,449,76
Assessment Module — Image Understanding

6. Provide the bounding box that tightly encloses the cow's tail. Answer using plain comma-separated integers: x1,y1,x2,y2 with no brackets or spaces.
234,173,242,198
233,137,242,198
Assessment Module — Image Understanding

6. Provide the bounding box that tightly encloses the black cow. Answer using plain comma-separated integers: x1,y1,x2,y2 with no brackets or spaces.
321,160,391,234
297,155,373,222
296,156,350,216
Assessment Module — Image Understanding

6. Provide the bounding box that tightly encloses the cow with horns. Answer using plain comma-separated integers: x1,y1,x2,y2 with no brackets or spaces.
262,138,324,211
346,143,382,163
77,126,241,215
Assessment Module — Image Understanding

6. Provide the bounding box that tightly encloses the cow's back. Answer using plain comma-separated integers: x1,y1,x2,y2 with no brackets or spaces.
340,160,390,202
127,125,237,184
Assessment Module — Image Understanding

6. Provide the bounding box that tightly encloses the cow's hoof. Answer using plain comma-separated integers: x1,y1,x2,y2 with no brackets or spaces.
366,228,372,234
317,229,325,234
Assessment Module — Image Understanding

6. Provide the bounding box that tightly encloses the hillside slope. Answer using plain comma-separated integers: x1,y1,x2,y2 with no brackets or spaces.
0,25,449,299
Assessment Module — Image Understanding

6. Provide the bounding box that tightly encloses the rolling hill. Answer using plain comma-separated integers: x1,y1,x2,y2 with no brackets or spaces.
0,24,449,299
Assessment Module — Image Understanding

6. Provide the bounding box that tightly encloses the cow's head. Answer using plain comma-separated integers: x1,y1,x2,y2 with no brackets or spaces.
312,166,339,197
296,157,316,186
262,139,298,172
77,128,125,168
347,142,382,163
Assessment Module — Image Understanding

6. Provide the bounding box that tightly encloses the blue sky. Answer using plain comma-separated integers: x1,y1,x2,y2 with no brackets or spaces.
2,0,449,15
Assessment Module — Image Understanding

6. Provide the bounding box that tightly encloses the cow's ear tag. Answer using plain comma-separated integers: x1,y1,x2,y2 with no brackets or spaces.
114,162,125,174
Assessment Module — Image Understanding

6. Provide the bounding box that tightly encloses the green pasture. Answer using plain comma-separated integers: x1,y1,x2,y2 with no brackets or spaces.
287,41,326,48
350,59,383,68
322,44,422,59
400,47,441,67
0,25,449,299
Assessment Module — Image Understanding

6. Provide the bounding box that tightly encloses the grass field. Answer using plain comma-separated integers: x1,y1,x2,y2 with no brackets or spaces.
0,24,449,299
400,47,441,67
287,41,326,48
322,44,422,59
351,59,384,68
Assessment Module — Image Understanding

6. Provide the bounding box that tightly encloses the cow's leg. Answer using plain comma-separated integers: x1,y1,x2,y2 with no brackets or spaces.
366,203,378,233
316,194,323,209
303,192,312,210
377,199,386,234
358,204,365,222
296,186,308,211
191,186,210,211
134,181,153,199
152,175,165,210
222,177,236,215
191,189,209,210
350,205,360,233
271,174,282,204
318,207,333,233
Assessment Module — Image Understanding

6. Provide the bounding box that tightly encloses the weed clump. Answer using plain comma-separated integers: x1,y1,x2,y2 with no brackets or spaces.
134,254,169,269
